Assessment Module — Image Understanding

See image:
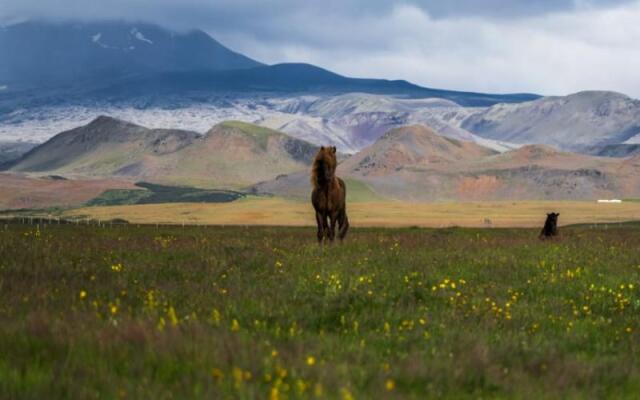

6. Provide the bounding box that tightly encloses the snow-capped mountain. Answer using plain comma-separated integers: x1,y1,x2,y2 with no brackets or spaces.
0,20,262,86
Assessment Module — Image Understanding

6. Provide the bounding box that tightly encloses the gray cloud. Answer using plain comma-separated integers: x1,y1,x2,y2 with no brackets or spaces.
2,0,640,96
1,0,633,25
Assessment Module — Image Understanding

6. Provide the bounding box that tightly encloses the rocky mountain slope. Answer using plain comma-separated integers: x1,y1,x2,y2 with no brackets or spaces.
259,93,514,153
340,125,497,175
10,116,201,174
462,91,640,151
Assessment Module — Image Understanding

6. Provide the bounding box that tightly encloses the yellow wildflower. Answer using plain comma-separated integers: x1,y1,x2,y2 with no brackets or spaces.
231,319,240,332
385,379,395,391
340,388,354,400
167,306,178,327
211,368,224,383
211,309,221,326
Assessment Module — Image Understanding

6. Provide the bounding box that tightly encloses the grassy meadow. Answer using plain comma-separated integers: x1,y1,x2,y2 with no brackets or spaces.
2,222,640,398
65,198,640,228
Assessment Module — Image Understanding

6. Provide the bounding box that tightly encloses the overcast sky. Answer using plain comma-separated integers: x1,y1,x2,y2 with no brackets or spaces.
3,0,640,96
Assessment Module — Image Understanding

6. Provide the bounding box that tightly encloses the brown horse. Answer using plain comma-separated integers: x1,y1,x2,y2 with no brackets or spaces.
311,146,349,243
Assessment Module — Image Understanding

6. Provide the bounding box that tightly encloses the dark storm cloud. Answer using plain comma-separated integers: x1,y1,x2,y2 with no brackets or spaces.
1,0,634,28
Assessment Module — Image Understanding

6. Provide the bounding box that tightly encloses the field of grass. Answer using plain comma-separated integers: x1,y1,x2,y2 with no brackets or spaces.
2,222,640,398
66,198,640,228
86,182,245,206
342,178,385,202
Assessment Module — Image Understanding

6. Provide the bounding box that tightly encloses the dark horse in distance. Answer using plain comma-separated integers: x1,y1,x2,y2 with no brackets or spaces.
539,212,560,239
311,146,349,243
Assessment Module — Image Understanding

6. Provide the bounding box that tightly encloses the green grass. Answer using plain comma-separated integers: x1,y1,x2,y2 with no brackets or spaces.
86,182,246,206
220,121,284,150
86,189,152,206
2,223,640,398
344,178,385,202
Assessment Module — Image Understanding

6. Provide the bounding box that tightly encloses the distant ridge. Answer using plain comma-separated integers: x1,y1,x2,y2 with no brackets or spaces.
89,63,540,107
462,91,640,150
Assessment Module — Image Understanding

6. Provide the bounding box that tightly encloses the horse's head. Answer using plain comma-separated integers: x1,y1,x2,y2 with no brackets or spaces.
312,146,337,187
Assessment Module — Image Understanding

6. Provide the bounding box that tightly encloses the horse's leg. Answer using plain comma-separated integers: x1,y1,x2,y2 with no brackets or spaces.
338,211,349,241
315,211,325,244
328,212,338,242
322,212,330,243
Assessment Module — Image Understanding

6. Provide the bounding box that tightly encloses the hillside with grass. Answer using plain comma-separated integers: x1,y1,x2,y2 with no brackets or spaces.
10,117,319,189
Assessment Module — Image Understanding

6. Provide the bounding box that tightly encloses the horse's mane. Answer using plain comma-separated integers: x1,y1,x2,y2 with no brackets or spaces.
311,154,320,189
311,147,337,190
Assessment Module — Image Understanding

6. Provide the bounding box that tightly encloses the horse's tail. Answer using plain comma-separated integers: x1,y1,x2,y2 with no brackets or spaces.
337,177,349,240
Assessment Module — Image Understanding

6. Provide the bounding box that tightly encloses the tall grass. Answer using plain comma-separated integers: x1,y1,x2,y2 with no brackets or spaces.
1,223,639,398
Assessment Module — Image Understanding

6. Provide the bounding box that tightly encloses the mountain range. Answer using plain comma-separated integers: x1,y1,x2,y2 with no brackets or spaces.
3,90,639,159
6,117,640,206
